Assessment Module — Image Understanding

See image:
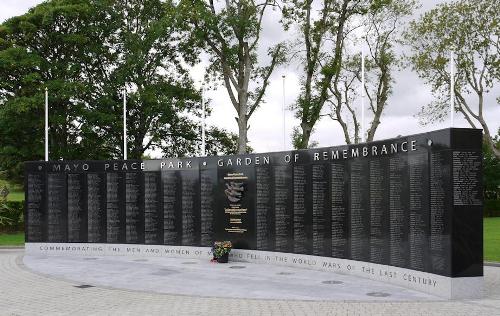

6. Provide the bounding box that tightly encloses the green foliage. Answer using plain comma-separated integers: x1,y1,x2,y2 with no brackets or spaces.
483,130,500,199
0,0,238,183
7,191,24,202
0,0,98,173
405,0,499,116
483,131,500,206
178,0,284,153
482,129,499,218
291,126,317,149
282,0,410,148
0,188,24,232
404,0,499,158
485,200,500,218
212,240,232,258
291,127,303,150
0,179,24,202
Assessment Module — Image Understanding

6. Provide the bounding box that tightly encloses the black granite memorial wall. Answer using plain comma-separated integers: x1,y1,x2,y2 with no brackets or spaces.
25,128,483,278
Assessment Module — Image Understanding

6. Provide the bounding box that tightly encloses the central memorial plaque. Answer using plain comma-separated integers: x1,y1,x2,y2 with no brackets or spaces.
25,128,484,282
215,155,256,249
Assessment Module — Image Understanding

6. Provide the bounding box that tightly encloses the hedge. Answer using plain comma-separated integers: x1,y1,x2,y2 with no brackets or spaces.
485,199,500,217
0,201,24,232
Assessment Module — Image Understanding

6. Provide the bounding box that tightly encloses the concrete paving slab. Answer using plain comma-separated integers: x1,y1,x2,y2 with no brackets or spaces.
0,249,498,315
23,254,437,301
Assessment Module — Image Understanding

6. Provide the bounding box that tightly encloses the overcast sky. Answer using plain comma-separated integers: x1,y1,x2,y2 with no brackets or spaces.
2,0,499,156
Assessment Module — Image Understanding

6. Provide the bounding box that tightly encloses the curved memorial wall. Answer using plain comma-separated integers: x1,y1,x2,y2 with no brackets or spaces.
25,128,483,299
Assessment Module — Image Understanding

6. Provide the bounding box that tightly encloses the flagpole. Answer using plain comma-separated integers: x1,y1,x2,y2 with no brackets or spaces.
201,86,206,156
282,75,286,150
450,51,454,127
123,87,127,160
45,87,48,161
361,47,365,143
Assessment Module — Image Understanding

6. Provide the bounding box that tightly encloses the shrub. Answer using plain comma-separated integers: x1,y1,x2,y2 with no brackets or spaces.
485,199,500,217
0,201,24,232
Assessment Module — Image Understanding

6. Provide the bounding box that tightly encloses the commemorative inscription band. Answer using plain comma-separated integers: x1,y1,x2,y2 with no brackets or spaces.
25,128,483,280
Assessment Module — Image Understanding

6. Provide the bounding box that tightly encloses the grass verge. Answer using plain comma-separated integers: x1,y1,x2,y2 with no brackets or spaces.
484,217,500,262
0,232,24,246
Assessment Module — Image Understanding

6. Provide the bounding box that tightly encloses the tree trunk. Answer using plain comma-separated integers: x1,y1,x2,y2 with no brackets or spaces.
299,122,312,149
479,119,500,159
129,143,143,159
237,115,247,154
366,109,382,142
366,62,389,143
129,129,146,159
339,122,349,144
486,137,500,159
237,105,248,154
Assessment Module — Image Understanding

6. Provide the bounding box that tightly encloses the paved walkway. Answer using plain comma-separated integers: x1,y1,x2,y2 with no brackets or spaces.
22,254,436,301
1,249,500,315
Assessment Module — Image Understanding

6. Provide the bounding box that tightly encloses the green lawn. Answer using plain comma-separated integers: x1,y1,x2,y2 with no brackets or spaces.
484,217,500,262
0,232,24,246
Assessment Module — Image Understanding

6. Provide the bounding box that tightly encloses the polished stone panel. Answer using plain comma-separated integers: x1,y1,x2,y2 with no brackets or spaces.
24,128,483,282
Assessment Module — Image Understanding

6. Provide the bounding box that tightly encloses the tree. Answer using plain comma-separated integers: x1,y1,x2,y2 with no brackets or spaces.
483,129,499,200
405,0,500,158
84,0,207,159
179,0,285,153
76,0,237,159
283,0,380,149
0,0,97,181
327,0,417,144
0,0,237,182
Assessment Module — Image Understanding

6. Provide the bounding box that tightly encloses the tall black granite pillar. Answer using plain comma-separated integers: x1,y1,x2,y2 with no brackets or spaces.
87,172,106,243
293,151,312,254
106,170,124,243
47,172,67,242
311,153,331,257
125,170,144,244
369,156,390,265
389,146,410,268
273,153,293,253
330,158,349,259
143,165,163,245
162,165,181,246
179,161,200,246
450,129,483,277
25,163,47,242
199,157,218,247
408,136,431,272
349,149,370,262
256,163,273,251
67,173,87,242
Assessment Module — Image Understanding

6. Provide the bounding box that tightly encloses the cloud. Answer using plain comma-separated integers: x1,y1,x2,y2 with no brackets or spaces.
0,0,41,23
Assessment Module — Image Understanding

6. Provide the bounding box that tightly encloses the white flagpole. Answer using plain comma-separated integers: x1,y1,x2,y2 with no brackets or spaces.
201,86,206,156
361,47,365,143
45,87,48,161
282,75,286,150
450,51,454,127
123,87,127,160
